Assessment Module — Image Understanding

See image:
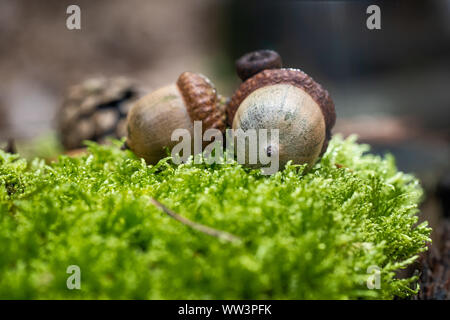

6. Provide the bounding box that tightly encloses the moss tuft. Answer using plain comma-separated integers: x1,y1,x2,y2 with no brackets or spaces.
0,136,430,299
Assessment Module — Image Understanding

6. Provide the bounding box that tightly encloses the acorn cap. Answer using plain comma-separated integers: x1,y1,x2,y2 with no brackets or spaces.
227,68,336,155
176,72,226,133
235,50,282,81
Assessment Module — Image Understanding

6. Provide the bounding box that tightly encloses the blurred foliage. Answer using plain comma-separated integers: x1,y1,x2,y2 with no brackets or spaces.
0,136,430,299
12,132,63,162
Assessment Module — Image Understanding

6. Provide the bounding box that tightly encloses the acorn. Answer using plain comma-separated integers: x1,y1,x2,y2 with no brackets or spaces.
58,77,143,150
228,50,336,169
125,72,226,164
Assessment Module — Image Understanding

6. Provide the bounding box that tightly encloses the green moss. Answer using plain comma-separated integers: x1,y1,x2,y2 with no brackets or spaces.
0,136,430,299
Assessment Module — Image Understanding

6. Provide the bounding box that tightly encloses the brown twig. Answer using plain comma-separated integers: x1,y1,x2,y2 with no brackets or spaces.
5,139,16,154
149,198,242,244
414,219,450,300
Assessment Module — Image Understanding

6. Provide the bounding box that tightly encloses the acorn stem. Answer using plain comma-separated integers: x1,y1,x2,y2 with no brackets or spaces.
5,139,16,154
235,49,282,81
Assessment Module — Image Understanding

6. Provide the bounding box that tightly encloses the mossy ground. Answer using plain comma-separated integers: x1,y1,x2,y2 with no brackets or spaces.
0,136,430,299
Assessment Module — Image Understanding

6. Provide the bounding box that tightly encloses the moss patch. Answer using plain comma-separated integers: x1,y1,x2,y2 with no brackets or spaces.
0,136,430,299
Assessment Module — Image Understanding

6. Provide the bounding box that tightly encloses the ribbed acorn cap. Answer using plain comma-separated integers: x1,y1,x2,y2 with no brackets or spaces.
176,72,226,133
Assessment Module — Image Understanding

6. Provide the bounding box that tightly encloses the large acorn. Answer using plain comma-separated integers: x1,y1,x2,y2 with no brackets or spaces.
228,50,336,169
125,72,226,164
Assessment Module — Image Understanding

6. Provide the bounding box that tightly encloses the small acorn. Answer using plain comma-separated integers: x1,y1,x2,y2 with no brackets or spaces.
228,50,336,169
126,72,226,164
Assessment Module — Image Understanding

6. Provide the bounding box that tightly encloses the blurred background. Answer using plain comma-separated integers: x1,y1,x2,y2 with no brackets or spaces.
0,0,449,297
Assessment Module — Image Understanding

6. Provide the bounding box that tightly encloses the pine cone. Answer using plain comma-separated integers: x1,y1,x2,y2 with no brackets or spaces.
58,77,144,150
